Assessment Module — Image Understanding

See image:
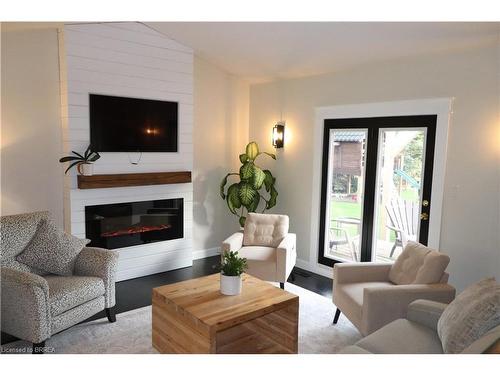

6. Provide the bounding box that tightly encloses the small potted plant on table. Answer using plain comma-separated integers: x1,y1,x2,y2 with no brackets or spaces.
220,251,248,296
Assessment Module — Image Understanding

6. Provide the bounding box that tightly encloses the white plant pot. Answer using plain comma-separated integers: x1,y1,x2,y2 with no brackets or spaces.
220,273,242,296
78,163,94,176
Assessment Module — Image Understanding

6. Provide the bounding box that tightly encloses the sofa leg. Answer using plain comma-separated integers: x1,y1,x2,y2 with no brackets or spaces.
32,341,45,354
280,282,285,290
105,307,116,323
333,308,341,324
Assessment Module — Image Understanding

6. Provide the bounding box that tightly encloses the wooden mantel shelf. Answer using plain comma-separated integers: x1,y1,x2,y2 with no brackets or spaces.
77,171,191,189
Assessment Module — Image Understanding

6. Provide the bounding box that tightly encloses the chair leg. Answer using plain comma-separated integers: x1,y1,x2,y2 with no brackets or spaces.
105,307,116,323
332,308,341,325
32,341,45,354
279,282,285,290
390,243,397,258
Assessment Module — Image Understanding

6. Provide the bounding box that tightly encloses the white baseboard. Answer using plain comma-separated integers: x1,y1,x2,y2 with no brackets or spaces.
295,258,333,279
193,247,221,260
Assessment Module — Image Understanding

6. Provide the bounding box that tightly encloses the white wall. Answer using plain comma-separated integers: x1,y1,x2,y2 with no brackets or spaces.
1,28,64,226
193,56,249,255
1,23,249,264
249,44,500,291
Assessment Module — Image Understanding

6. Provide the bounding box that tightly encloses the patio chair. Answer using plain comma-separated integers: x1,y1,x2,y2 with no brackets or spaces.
385,198,419,258
329,226,359,262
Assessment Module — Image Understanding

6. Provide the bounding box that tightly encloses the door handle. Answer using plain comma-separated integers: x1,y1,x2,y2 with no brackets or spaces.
420,212,429,221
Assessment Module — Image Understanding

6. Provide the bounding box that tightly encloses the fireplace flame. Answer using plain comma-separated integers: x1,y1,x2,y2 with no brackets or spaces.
101,224,172,238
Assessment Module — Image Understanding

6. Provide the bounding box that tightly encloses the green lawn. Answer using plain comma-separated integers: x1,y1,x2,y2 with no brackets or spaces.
330,200,361,237
329,187,418,240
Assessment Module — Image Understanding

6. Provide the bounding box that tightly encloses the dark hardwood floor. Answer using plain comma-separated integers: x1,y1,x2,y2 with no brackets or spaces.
1,256,332,345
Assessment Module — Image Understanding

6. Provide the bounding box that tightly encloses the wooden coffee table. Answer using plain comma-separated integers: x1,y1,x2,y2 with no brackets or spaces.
152,273,299,354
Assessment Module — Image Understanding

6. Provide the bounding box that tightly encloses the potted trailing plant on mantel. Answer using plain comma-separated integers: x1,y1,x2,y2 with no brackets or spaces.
220,141,278,227
59,145,100,176
220,251,248,295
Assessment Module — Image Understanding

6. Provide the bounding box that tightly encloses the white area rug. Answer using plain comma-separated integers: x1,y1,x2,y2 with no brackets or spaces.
2,283,361,354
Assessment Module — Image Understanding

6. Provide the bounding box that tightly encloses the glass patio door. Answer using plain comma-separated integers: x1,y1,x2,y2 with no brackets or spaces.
318,116,436,267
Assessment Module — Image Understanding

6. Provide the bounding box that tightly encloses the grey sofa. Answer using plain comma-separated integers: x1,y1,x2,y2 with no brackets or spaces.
340,299,500,354
1,211,118,353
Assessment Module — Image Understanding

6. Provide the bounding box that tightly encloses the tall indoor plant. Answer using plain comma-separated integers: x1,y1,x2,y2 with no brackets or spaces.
220,142,278,227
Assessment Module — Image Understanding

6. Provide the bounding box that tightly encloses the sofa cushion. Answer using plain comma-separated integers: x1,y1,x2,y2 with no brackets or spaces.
44,275,105,316
437,277,500,354
0,211,49,260
355,318,444,354
16,219,89,276
389,241,450,285
238,246,277,281
243,213,289,248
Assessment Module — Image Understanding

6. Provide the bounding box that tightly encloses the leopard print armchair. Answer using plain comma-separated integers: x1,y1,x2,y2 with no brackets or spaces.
1,211,118,353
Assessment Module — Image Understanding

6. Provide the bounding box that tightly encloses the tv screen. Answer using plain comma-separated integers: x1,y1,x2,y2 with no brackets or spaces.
89,94,178,152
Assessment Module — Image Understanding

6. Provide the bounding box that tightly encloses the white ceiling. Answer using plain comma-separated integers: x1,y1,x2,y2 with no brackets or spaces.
147,22,500,83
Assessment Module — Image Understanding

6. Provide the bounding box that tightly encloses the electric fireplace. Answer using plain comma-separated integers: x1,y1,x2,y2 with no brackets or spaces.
85,198,183,249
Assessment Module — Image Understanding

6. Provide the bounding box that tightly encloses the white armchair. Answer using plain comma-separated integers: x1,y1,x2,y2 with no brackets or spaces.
332,241,456,336
222,213,296,289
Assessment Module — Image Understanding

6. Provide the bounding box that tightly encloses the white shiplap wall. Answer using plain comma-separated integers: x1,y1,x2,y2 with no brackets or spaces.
59,22,194,281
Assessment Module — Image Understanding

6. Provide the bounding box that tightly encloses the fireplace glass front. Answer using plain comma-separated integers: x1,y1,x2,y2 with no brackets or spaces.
85,198,183,249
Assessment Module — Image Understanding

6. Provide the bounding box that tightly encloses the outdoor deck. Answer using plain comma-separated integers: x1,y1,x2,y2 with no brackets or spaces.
327,239,403,263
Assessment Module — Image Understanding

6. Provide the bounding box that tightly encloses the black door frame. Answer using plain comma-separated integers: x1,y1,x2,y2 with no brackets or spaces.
317,115,437,267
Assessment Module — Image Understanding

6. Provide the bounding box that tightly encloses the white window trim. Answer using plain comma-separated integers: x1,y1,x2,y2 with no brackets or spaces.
307,98,453,278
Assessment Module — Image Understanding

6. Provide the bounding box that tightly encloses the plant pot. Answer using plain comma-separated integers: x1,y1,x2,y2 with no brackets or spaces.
220,273,242,295
77,163,93,176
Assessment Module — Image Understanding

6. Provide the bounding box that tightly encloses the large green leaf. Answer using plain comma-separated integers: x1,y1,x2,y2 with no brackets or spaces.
220,174,229,199
245,142,259,160
59,156,82,163
239,161,253,181
88,151,100,162
226,183,241,214
266,185,278,209
239,153,248,163
64,161,82,174
239,216,246,227
220,173,239,199
247,193,260,213
71,151,84,159
238,182,257,206
263,170,276,192
257,151,276,160
251,165,266,190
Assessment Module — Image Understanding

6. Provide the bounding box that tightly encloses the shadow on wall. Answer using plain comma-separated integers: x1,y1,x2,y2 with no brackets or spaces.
193,167,241,251
193,174,210,227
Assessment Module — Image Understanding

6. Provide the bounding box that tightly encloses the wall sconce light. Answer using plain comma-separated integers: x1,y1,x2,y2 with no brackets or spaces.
272,122,285,148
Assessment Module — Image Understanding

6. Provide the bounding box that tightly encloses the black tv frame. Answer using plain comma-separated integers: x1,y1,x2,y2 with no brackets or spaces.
89,93,178,153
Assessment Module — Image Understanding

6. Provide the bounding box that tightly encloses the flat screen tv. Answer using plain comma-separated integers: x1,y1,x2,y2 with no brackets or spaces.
89,94,178,152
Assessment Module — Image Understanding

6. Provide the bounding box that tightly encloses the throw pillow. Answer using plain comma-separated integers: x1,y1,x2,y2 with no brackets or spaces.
243,213,289,247
16,218,90,276
437,277,500,354
389,241,450,285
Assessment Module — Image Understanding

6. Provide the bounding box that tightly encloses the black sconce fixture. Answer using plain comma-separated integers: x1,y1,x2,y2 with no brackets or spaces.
272,122,285,148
